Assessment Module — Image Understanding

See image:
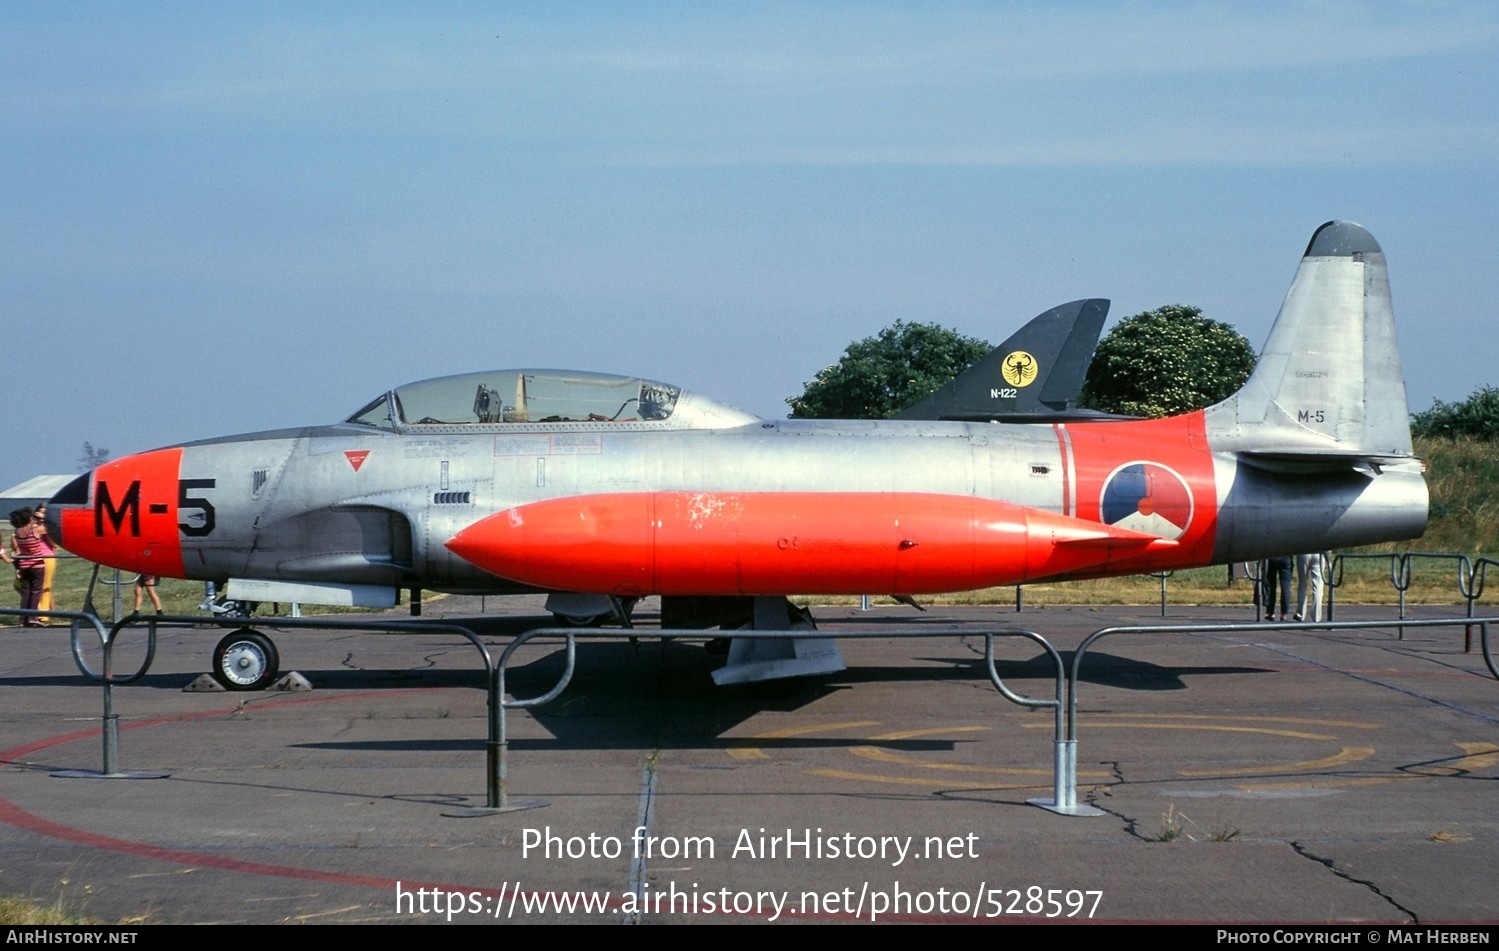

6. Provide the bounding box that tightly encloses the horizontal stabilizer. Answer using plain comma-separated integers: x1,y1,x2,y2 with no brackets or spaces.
1233,449,1422,476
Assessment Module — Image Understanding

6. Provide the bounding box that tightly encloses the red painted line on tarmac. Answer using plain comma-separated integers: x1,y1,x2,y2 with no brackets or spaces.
0,689,505,898
0,689,383,762
0,794,405,892
0,689,1022,922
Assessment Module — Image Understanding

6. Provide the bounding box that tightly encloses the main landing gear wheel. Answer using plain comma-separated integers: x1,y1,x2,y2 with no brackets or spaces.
552,611,602,627
551,596,640,628
211,629,280,691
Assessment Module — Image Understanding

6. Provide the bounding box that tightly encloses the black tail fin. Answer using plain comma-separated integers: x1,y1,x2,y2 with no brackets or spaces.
894,299,1108,422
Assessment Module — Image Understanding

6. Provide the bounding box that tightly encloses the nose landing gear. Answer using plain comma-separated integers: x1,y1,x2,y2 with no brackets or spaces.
211,629,280,691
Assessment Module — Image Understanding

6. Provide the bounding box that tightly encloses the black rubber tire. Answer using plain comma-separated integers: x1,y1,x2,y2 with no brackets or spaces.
211,629,280,691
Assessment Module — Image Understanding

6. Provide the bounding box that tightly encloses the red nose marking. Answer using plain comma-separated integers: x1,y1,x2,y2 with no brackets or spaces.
58,448,186,577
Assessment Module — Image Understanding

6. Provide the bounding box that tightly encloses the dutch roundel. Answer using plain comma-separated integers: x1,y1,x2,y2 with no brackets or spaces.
1099,462,1194,541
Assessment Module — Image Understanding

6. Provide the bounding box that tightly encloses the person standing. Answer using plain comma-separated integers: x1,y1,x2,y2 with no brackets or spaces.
133,574,163,614
1261,555,1294,622
30,504,56,624
8,508,46,626
1294,551,1330,622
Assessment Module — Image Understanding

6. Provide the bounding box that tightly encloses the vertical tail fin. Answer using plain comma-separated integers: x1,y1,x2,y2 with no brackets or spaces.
895,299,1108,422
1204,221,1414,459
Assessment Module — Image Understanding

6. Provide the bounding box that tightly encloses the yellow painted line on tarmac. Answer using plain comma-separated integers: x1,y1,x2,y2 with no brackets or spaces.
727,720,882,760
1405,742,1499,777
1236,743,1499,790
734,722,1071,786
1075,713,1381,730
730,715,1407,792
851,746,1049,776
1176,747,1376,777
1024,722,1337,740
1453,742,1499,772
865,725,988,741
1236,775,1420,791
849,745,1111,778
808,768,1044,791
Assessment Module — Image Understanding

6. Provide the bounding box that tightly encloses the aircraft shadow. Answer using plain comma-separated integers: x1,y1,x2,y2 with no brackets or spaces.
287,640,1270,753
6,624,1271,756
927,649,1274,692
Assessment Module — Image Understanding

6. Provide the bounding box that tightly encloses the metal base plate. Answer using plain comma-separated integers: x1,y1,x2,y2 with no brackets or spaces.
52,770,172,780
1028,797,1107,817
442,799,550,818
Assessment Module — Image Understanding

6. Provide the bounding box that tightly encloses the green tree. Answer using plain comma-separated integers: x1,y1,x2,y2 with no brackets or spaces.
78,441,111,471
787,320,991,419
1080,305,1255,418
1411,386,1499,440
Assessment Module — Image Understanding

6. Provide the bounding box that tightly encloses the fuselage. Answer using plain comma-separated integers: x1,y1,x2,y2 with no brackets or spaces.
46,373,1428,599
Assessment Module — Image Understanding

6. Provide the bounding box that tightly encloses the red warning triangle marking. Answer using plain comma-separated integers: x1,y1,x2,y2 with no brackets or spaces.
344,450,370,472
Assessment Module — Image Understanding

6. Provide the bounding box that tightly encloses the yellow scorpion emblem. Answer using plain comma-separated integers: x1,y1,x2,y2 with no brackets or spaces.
1000,350,1038,388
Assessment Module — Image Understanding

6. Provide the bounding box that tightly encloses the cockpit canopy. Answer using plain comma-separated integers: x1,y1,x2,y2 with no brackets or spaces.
346,370,757,432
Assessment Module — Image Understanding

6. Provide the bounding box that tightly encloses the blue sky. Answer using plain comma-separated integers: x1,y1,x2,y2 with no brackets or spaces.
4,2,1495,489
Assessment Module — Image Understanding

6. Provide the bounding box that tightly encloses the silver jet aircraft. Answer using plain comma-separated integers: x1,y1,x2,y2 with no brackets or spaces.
46,222,1428,689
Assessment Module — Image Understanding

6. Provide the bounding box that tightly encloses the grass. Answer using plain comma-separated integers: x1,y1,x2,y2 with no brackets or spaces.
1210,822,1242,843
803,557,1486,609
1155,805,1241,843
1414,435,1499,556
1158,805,1184,842
32,559,368,620
0,895,100,925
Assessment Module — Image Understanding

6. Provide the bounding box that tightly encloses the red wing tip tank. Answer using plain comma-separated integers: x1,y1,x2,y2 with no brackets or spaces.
444,491,1178,597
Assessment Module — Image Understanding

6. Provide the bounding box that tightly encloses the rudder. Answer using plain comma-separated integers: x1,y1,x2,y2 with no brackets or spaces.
1203,221,1413,458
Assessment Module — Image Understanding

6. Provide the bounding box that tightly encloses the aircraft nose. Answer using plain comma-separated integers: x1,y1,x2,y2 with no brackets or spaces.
43,471,92,551
46,449,190,577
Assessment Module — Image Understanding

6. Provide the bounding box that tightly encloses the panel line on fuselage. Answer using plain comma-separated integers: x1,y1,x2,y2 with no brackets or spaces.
1053,423,1075,518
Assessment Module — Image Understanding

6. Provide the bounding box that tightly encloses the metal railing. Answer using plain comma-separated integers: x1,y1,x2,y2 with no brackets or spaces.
1002,549,1499,641
1058,615,1499,812
7,603,1496,819
10,551,1499,820
9,608,1079,815
1327,552,1499,648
